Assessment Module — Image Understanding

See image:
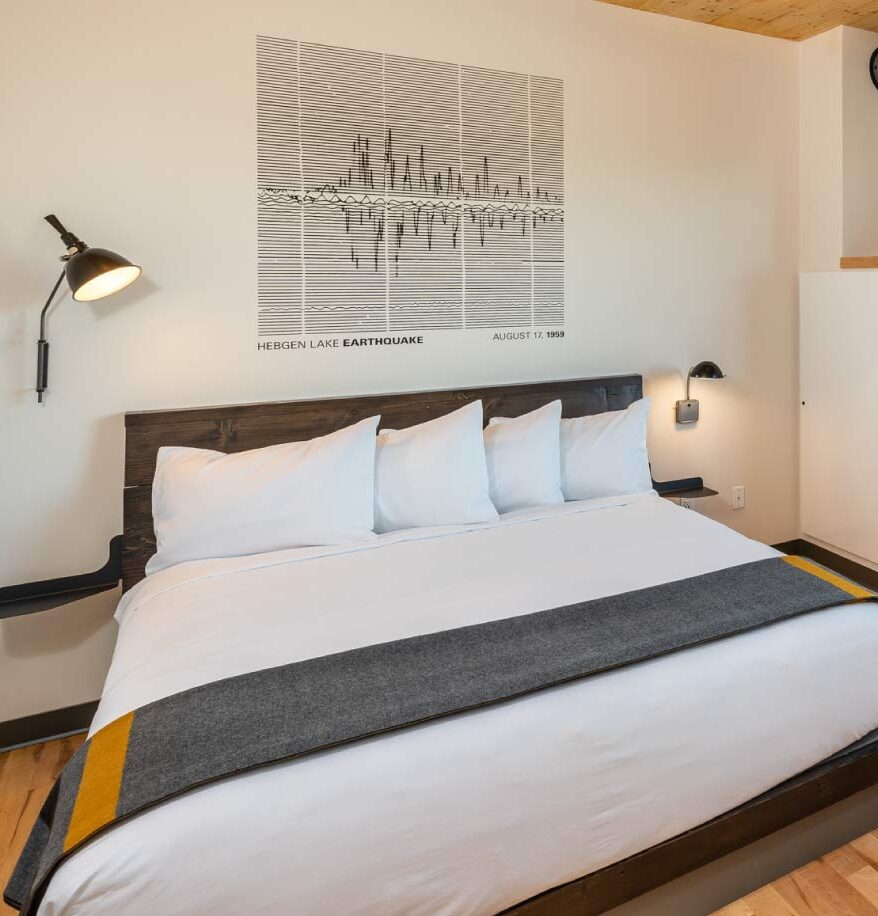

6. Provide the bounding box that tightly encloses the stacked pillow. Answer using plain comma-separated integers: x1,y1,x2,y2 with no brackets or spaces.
562,397,653,499
147,396,653,572
485,400,564,513
374,402,498,533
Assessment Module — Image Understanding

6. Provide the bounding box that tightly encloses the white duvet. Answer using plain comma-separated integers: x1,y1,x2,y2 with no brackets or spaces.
40,494,878,915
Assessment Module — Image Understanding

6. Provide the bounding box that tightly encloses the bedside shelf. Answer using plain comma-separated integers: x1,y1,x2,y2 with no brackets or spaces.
653,476,718,501
659,486,718,500
0,536,123,620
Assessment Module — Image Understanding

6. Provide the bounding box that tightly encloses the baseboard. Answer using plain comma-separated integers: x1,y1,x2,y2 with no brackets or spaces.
772,539,805,555
772,539,878,592
0,700,98,753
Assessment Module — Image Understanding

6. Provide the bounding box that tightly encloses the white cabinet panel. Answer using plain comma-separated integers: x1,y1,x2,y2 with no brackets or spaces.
800,273,878,564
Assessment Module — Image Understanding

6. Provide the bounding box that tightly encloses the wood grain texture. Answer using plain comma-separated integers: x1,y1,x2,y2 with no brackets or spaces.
122,375,642,591
596,0,878,41
0,736,84,916
841,257,878,270
714,832,878,914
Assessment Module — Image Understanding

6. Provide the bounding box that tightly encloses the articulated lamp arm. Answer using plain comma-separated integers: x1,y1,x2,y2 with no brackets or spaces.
36,270,66,404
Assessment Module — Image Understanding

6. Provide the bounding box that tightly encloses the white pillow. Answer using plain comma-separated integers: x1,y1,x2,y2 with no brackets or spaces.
147,415,380,574
561,397,653,500
485,400,564,513
375,401,498,533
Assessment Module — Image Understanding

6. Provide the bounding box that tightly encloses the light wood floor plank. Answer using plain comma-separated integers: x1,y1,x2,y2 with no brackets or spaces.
717,832,878,915
0,736,84,916
744,885,803,916
849,867,878,909
825,844,874,878
790,859,877,915
854,834,878,871
772,873,824,916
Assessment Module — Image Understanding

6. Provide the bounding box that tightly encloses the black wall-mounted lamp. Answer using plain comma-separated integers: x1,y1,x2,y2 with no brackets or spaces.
36,214,141,403
675,360,725,424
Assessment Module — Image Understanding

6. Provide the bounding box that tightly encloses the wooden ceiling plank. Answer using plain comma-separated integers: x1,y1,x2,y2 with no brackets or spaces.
849,12,878,31
595,0,878,40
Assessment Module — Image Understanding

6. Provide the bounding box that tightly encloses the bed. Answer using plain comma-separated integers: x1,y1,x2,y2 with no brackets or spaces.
32,376,878,915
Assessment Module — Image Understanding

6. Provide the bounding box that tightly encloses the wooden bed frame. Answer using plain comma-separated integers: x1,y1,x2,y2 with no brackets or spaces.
123,374,878,915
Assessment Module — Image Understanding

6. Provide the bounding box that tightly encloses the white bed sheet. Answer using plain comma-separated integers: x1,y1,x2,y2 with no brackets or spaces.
40,494,878,916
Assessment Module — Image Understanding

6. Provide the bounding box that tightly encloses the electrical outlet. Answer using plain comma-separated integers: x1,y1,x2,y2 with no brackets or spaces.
680,498,693,510
731,486,746,510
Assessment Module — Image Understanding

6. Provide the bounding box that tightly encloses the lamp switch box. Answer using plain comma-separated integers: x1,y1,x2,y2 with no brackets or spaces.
675,399,700,424
732,486,746,510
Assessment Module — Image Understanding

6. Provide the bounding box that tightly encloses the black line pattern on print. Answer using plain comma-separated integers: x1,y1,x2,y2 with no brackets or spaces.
256,36,564,336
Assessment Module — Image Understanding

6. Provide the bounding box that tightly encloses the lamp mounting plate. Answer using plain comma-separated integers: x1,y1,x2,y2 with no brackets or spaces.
676,398,700,424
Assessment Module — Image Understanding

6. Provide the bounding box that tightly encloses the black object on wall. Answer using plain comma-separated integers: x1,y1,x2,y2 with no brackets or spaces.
652,476,718,500
36,215,141,403
0,535,123,620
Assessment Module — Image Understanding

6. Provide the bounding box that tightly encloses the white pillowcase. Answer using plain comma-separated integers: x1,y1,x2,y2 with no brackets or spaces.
485,400,564,513
375,401,498,533
147,415,380,574
561,397,653,500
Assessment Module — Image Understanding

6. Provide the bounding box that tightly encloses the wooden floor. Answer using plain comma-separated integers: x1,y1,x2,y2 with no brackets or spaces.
1,736,878,915
0,735,84,916
713,833,878,915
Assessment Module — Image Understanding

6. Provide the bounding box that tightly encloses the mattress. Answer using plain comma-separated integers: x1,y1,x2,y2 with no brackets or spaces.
38,494,878,915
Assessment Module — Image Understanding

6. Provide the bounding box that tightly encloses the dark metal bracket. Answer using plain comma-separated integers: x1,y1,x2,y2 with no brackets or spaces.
0,535,123,620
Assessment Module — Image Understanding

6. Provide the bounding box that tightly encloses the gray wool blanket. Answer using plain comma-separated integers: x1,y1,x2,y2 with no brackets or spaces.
5,555,873,915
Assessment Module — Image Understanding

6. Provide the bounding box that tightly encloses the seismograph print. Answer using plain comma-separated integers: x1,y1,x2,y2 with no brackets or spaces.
256,36,564,336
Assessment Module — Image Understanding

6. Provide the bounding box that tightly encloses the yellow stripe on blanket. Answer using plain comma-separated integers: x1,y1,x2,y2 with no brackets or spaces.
64,711,134,852
783,555,875,600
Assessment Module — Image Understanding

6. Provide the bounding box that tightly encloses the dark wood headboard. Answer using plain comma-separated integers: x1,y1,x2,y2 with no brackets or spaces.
123,374,643,591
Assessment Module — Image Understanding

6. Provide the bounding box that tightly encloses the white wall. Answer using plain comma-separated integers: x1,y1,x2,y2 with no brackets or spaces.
799,26,878,269
843,28,878,258
0,0,801,720
799,28,843,272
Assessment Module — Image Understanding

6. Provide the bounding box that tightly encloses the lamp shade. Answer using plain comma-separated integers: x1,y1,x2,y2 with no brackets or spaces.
689,360,725,380
66,248,142,302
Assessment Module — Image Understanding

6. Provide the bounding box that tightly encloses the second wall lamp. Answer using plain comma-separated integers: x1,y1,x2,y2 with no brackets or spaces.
675,360,725,424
